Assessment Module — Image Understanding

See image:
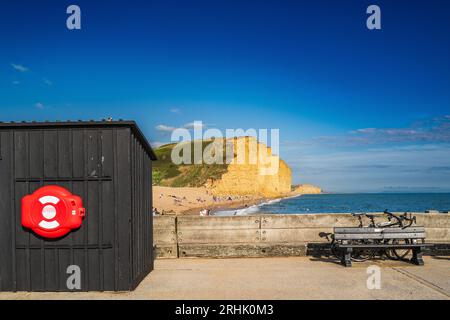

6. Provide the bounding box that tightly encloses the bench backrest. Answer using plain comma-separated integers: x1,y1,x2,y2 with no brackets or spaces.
333,227,426,240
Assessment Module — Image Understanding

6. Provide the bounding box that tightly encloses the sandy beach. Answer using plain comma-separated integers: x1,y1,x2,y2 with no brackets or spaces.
152,186,276,215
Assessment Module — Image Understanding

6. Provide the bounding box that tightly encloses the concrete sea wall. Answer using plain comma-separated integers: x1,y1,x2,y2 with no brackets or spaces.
154,213,450,258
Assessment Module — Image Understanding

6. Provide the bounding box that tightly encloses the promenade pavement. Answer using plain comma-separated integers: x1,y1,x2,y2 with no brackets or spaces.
1,256,449,300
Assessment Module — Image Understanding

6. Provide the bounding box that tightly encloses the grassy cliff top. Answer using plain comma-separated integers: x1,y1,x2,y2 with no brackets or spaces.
152,141,230,187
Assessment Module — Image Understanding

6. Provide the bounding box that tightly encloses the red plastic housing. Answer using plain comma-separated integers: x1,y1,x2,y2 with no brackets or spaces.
22,186,86,239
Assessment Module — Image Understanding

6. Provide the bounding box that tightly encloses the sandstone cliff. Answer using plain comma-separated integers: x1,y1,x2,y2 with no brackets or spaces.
153,137,293,197
292,184,322,194
211,137,292,197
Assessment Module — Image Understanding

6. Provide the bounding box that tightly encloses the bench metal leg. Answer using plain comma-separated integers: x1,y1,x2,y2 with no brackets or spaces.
341,248,352,267
411,247,424,266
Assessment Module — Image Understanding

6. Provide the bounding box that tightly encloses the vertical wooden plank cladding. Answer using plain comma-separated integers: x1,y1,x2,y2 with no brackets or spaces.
29,130,43,177
71,129,86,280
102,181,114,244
130,136,137,287
148,158,154,270
30,249,43,290
132,138,142,285
73,249,85,291
139,142,144,276
145,148,152,272
2,123,153,291
29,181,43,247
133,139,139,281
0,131,13,290
87,181,99,245
86,130,99,177
71,181,86,245
14,130,27,178
57,249,71,291
15,249,28,291
88,249,100,291
147,152,151,269
101,130,113,177
58,130,72,177
116,128,132,290
144,145,149,275
14,182,29,247
102,249,114,291
130,133,154,288
44,249,58,291
131,136,138,281
14,131,30,290
43,130,58,178
101,130,114,290
72,130,84,178
56,181,73,246
142,145,150,275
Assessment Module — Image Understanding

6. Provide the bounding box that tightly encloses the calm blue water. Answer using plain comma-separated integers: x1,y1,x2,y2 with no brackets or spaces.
258,193,450,214
214,193,450,215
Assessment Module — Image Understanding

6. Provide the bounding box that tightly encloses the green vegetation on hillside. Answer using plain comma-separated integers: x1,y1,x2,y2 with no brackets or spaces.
152,140,231,187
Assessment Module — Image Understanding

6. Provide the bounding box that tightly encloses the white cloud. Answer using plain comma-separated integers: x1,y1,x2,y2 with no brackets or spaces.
350,128,376,134
287,143,450,192
170,108,181,114
35,102,44,109
43,78,52,86
290,115,450,148
155,124,177,132
11,63,28,72
282,115,450,191
156,121,208,132
184,121,207,130
12,80,20,85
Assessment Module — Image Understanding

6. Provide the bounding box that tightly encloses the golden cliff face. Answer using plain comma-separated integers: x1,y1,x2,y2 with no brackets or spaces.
292,184,322,194
211,137,292,197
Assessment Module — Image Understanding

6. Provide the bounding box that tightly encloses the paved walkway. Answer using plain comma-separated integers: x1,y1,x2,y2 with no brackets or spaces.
1,256,449,300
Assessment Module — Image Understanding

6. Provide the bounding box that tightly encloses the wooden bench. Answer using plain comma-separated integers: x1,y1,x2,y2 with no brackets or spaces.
333,226,433,267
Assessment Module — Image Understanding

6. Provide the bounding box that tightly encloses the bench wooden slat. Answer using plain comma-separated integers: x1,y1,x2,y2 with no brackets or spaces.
380,228,425,234
335,243,432,249
332,225,429,267
334,227,425,234
334,232,426,240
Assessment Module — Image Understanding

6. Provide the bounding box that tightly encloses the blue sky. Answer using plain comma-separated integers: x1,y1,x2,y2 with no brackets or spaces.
1,0,450,192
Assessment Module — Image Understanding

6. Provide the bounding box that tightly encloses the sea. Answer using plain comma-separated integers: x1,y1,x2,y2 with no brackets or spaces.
213,193,450,216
